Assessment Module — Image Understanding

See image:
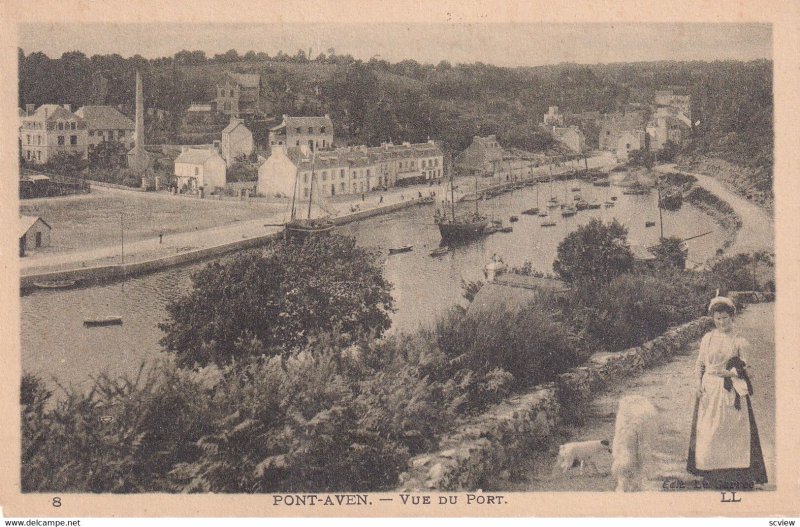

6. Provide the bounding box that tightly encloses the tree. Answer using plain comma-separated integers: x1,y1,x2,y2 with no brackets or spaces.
658,140,680,163
226,156,259,182
553,219,634,288
43,151,88,179
88,140,128,170
159,235,394,368
651,236,688,269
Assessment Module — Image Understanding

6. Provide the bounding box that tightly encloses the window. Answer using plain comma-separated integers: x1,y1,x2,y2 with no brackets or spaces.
89,130,94,137
366,169,370,177
26,135,30,145
340,182,345,191
322,140,326,148
435,159,439,166
304,188,309,197
340,169,345,179
352,171,356,179
109,131,115,141
58,122,64,131
296,141,300,146
58,136,65,146
308,127,313,133
195,167,199,176
322,171,327,181
37,151,41,161
321,126,326,133
71,122,76,130
296,127,302,134
230,89,234,97
26,151,31,160
70,135,77,145
304,174,308,183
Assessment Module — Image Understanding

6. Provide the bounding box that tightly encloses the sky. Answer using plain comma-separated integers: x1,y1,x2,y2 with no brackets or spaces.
17,23,772,67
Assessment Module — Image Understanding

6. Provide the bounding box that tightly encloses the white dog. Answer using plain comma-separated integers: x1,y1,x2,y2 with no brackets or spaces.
555,439,612,475
611,395,659,492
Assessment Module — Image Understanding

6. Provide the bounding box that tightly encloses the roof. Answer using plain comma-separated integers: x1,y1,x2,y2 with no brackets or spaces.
467,274,568,316
20,215,50,237
175,148,222,165
271,115,333,132
24,174,51,182
188,104,213,112
282,142,443,171
74,106,134,130
222,119,251,135
24,104,83,123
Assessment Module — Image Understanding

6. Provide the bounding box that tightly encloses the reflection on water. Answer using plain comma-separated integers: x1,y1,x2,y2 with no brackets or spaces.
22,180,726,393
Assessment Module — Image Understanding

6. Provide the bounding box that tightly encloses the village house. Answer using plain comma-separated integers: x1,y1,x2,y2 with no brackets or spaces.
174,146,227,192
215,72,261,117
454,135,504,177
646,116,691,151
598,111,646,151
655,88,692,120
19,104,88,164
257,140,444,199
185,103,216,125
543,106,565,126
74,105,135,151
19,215,51,256
268,115,334,152
616,130,647,161
220,118,254,166
551,126,586,154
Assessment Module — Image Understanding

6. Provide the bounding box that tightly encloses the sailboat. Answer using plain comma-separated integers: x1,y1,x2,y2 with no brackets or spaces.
284,150,335,240
435,163,489,244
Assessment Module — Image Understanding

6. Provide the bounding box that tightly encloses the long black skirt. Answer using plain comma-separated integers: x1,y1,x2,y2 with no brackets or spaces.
686,394,768,489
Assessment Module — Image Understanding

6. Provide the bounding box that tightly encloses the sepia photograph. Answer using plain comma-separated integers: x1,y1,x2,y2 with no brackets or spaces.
2,0,798,521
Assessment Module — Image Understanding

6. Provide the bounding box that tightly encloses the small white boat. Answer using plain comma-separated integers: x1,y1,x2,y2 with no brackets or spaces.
84,316,123,327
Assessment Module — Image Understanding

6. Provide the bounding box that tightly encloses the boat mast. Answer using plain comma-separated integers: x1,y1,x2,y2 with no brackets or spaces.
307,150,315,220
474,176,479,217
449,153,456,221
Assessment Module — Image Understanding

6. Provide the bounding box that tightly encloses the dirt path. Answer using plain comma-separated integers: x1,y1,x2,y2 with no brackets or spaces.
497,303,775,492
656,164,774,255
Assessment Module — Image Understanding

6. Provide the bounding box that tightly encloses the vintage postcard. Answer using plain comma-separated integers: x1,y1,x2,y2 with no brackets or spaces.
1,0,799,521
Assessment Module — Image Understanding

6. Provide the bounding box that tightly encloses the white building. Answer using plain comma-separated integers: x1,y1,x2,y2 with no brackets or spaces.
258,141,444,199
221,118,254,166
543,106,564,126
268,115,334,151
616,130,646,161
552,126,586,154
74,105,135,151
19,215,51,256
174,146,227,191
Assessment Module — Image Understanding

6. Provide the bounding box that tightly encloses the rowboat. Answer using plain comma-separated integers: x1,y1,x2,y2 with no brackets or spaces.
388,245,414,255
541,221,557,227
499,226,513,233
521,208,540,215
645,221,656,228
34,279,77,289
429,247,450,257
509,216,519,222
84,316,123,327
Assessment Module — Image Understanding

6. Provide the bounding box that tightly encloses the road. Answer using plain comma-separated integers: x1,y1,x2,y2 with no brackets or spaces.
498,303,775,492
657,164,774,255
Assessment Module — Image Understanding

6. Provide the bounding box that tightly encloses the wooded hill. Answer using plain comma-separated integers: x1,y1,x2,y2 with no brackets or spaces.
18,49,772,178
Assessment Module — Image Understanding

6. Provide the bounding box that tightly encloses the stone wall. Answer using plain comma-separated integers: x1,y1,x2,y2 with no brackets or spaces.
397,316,714,491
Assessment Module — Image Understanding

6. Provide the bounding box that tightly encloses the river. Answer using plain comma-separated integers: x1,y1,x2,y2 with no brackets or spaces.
21,178,727,394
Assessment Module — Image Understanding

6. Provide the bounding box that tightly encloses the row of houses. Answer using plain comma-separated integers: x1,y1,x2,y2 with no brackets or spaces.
257,140,444,199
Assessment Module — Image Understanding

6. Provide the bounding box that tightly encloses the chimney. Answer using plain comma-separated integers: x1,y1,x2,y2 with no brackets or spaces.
26,104,34,116
63,104,71,112
212,140,220,152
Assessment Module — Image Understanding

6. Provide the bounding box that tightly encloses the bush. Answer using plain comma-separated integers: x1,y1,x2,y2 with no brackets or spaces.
159,234,394,368
432,300,582,411
21,335,458,493
572,269,713,350
553,219,634,289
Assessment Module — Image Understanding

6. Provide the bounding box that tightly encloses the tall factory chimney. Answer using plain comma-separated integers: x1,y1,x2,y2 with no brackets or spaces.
127,70,151,173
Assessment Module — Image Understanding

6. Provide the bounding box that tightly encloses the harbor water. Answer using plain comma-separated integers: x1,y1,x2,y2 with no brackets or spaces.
21,179,727,394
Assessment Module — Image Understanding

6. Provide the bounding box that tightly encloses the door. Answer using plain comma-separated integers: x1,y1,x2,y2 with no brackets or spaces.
331,184,335,196
35,231,42,248
19,236,25,257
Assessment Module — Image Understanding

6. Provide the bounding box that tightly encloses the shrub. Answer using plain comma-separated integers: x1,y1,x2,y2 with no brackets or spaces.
159,234,394,368
553,219,634,289
432,300,582,411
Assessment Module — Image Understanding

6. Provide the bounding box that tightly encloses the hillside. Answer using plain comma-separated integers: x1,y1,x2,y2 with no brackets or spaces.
18,50,772,196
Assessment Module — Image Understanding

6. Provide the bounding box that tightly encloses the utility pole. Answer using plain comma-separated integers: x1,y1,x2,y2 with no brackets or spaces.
656,176,664,240
120,211,124,265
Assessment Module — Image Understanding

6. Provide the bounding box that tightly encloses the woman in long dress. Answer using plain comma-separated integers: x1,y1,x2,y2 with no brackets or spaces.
687,296,767,489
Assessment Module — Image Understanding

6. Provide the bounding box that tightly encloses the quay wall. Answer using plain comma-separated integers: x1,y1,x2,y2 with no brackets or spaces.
20,197,432,289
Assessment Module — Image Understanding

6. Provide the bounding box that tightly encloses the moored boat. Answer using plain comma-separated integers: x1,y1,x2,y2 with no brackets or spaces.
34,279,77,289
429,247,450,257
388,245,414,254
84,316,123,327
521,208,539,215
541,220,557,227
